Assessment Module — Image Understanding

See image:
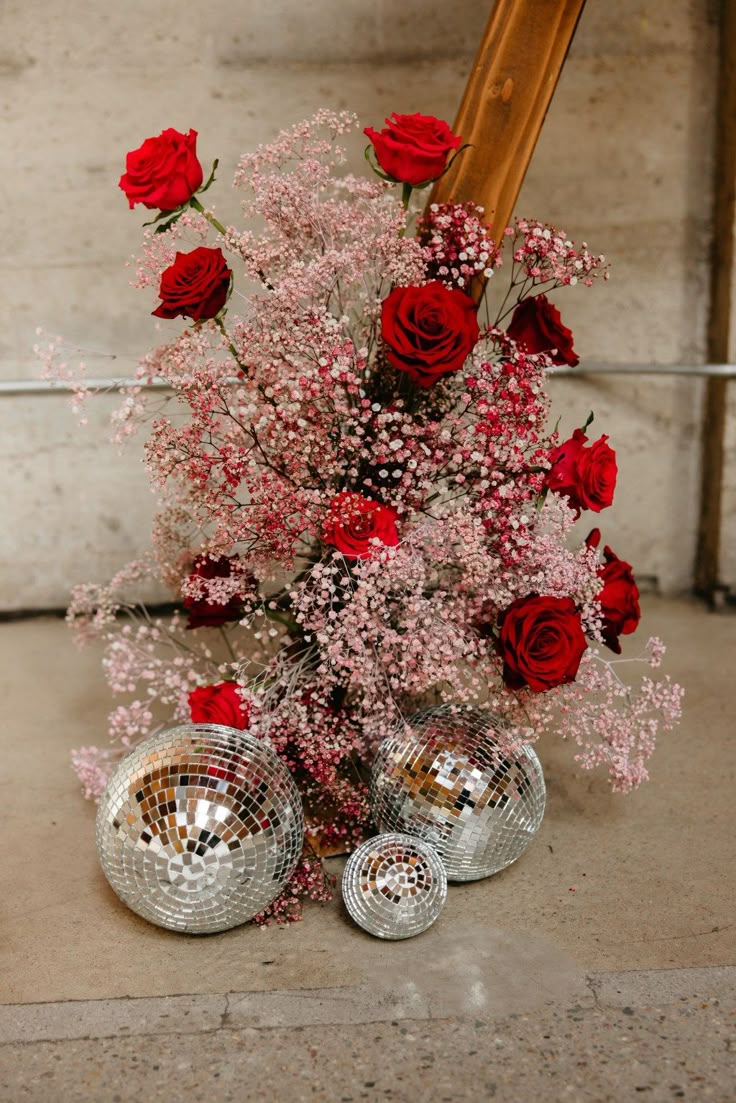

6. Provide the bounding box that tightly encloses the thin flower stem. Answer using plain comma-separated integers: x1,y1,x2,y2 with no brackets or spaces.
219,626,238,663
264,607,301,635
190,196,228,237
214,316,248,375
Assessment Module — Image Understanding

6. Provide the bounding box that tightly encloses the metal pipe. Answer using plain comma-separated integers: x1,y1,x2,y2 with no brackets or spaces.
0,363,733,395
0,377,171,395
550,363,736,377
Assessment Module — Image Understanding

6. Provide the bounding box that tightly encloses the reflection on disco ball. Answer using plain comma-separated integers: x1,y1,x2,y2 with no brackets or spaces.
96,723,304,933
342,833,447,940
370,705,545,882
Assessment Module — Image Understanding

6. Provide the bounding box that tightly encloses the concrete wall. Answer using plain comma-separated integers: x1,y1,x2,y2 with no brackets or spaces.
0,0,719,607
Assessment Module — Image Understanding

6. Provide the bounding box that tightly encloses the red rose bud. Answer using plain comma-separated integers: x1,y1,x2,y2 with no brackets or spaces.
364,112,461,186
586,530,641,654
324,492,399,559
546,428,617,514
381,281,479,389
119,127,203,211
188,681,250,729
153,246,232,322
183,554,246,630
497,594,587,693
506,294,579,367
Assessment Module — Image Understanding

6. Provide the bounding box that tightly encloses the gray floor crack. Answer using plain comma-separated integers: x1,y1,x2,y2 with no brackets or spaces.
584,973,602,1008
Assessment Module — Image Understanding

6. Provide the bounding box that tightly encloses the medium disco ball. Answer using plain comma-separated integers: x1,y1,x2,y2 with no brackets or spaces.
342,833,447,940
370,705,545,881
96,723,304,933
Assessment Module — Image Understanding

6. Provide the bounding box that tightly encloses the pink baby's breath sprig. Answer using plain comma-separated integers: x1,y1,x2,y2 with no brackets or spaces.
491,220,610,334
418,201,501,290
35,331,95,424
512,219,610,288
129,209,211,291
253,851,336,926
70,746,117,801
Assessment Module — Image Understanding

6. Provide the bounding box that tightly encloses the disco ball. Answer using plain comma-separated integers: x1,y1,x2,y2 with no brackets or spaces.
342,833,447,940
370,705,545,881
96,723,304,933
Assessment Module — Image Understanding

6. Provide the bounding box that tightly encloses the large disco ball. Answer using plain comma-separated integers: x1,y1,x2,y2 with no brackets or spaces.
96,723,304,933
370,705,545,881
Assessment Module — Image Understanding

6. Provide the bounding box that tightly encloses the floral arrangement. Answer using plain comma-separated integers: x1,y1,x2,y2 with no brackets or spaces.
40,110,683,924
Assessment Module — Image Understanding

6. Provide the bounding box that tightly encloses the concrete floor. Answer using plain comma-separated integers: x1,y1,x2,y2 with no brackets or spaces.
1,598,734,1100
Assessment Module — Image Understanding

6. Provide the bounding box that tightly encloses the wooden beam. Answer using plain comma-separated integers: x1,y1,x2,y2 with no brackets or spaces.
694,0,736,601
428,0,586,240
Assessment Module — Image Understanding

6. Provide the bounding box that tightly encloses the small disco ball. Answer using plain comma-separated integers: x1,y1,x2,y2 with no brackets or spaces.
96,723,304,933
342,833,447,940
370,705,545,882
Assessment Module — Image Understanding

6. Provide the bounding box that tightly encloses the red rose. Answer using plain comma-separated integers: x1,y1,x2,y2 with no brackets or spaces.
497,594,587,693
586,530,641,654
506,294,579,367
364,113,461,187
153,247,232,322
183,554,245,630
119,127,204,212
324,492,399,559
188,681,250,729
546,428,617,514
381,281,479,389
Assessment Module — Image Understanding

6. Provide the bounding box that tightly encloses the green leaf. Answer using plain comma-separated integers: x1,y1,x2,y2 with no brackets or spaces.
154,210,185,234
581,410,595,432
142,204,185,228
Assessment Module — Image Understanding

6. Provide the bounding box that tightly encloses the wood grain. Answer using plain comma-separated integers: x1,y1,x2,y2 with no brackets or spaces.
428,0,587,245
694,0,736,599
